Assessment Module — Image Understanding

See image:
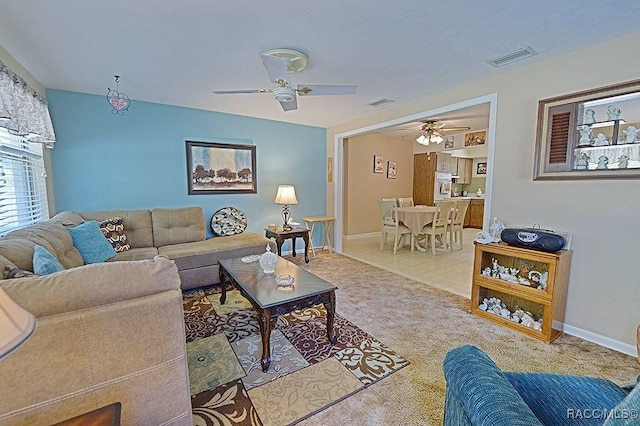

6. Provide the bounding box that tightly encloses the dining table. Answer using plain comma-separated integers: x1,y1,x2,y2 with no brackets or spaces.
395,205,437,252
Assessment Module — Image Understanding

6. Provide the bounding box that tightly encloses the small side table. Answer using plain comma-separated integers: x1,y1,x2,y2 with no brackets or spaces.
302,216,335,258
265,227,310,263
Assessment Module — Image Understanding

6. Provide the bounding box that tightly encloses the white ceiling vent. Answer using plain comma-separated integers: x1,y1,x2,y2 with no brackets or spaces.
368,98,395,107
486,46,537,67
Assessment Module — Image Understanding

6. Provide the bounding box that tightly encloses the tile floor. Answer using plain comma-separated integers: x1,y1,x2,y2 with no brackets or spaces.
341,228,478,298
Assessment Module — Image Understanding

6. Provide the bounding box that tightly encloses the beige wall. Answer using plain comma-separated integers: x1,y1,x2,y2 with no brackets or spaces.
0,45,56,216
329,31,640,352
344,133,414,235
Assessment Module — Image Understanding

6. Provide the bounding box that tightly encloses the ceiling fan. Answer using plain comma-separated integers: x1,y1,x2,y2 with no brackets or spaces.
213,49,357,112
411,120,471,145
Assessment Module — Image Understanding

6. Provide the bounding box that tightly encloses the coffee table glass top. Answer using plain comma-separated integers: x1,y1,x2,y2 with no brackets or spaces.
219,257,337,308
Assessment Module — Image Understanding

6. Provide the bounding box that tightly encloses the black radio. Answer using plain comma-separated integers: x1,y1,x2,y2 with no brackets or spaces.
500,228,565,253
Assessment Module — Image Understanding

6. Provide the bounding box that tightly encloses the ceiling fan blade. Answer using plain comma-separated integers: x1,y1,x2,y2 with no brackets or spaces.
296,84,357,96
441,126,471,132
260,54,292,87
213,89,268,94
279,97,298,112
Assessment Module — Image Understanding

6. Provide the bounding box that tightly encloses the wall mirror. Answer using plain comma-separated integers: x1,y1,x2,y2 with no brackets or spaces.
534,79,640,180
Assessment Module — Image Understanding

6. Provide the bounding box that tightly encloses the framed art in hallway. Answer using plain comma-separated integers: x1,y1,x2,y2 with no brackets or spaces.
477,162,487,175
373,154,384,173
186,140,257,194
387,161,397,179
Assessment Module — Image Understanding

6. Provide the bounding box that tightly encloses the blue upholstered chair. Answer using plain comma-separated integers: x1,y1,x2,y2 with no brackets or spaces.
443,345,640,425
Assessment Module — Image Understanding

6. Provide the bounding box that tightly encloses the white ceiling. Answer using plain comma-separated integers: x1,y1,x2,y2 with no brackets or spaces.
1,1,639,128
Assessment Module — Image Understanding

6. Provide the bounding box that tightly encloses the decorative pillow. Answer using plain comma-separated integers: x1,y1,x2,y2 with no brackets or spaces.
99,217,131,252
68,220,117,264
210,207,247,236
4,265,36,279
33,244,64,275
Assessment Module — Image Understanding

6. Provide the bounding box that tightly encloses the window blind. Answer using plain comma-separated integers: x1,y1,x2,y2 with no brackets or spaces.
0,128,49,236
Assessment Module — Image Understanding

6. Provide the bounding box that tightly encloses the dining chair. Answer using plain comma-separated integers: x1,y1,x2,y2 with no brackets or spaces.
378,199,412,254
420,200,456,255
381,197,398,206
449,199,470,251
398,197,414,207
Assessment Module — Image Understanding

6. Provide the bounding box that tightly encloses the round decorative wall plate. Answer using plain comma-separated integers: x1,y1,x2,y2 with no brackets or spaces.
210,207,247,236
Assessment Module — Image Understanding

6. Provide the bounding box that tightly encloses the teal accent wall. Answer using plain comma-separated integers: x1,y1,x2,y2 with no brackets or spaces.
46,90,327,245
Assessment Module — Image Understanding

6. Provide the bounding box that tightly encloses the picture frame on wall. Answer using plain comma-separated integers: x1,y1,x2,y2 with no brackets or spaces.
465,131,487,146
186,140,257,194
387,161,397,179
444,136,454,149
477,162,487,175
373,154,384,173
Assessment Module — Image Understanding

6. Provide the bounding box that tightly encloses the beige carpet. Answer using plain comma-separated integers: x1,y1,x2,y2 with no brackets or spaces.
279,251,640,426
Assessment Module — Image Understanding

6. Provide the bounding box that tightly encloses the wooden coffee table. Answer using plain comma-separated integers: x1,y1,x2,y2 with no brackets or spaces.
219,256,337,372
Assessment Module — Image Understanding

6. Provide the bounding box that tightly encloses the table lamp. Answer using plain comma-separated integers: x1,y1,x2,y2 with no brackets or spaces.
274,184,298,230
0,287,36,361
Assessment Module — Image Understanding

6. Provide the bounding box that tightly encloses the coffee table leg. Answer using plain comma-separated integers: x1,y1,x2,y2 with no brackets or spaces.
324,290,337,344
258,308,278,372
219,268,227,304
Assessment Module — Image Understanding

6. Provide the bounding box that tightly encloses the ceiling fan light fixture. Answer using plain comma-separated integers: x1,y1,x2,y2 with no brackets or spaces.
273,86,296,103
416,133,443,145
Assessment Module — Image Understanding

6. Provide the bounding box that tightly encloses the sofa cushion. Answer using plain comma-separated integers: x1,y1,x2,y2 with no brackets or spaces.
68,221,117,264
0,222,84,270
158,232,271,270
152,207,205,247
108,247,159,262
78,210,154,248
99,217,131,252
33,244,64,275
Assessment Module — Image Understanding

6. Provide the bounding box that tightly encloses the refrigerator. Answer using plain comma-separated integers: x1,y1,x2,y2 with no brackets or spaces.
434,172,452,202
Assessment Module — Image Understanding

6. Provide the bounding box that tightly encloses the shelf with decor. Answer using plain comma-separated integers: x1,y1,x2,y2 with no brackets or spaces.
470,242,572,343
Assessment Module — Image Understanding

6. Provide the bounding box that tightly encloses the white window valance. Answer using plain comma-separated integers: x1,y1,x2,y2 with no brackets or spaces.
0,60,55,148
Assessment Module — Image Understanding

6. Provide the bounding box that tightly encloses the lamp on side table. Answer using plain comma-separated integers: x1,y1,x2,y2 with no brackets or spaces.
274,184,298,231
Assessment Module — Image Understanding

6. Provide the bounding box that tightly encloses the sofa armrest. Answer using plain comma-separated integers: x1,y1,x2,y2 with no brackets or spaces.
443,345,542,426
0,256,181,318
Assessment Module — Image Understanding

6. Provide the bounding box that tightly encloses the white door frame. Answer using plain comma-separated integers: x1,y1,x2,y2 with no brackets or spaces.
332,93,498,253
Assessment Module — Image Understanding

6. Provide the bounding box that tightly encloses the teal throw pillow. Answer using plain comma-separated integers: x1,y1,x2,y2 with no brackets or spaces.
33,244,64,275
68,220,117,264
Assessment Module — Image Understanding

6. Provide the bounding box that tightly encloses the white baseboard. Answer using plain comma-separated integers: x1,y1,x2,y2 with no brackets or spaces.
344,232,380,240
563,323,638,358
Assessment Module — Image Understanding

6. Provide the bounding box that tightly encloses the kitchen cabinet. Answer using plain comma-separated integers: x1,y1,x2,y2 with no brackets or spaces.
455,158,472,184
470,242,572,343
436,153,457,173
464,198,484,228
413,153,437,205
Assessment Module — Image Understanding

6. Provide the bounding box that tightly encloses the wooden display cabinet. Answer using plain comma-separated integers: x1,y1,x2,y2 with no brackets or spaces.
470,242,572,343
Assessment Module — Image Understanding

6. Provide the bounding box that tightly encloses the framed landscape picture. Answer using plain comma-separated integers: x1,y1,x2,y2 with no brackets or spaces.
186,141,257,194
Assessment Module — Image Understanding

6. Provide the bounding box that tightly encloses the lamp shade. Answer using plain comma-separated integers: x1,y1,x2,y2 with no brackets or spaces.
0,287,35,360
274,185,298,205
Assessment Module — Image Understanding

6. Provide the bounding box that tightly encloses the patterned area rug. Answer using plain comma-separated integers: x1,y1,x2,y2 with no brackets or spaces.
184,286,409,426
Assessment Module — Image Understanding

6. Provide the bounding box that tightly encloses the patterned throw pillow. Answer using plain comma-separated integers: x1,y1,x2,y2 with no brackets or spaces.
4,265,36,279
99,217,131,252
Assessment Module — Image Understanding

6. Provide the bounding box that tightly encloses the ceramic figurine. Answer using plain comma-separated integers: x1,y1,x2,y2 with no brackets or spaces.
578,125,593,146
618,154,630,169
606,105,622,121
623,125,639,144
593,133,609,146
596,155,609,170
584,109,597,124
488,217,505,240
575,152,590,170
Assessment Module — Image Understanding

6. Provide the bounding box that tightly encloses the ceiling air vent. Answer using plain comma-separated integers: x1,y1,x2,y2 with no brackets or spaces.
486,46,537,68
368,98,395,108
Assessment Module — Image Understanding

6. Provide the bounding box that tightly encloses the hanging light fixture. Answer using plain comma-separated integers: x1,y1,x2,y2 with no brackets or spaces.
416,131,444,145
106,75,131,116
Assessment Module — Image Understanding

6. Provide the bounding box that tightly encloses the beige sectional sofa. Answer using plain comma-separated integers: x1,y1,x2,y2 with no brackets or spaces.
0,206,274,290
0,206,275,424
0,256,192,425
